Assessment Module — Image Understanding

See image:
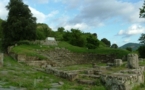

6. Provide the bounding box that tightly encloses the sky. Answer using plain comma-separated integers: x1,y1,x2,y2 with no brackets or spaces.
0,0,145,47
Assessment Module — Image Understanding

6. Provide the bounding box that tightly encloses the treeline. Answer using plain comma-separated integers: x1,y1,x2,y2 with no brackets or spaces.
0,18,118,49
0,0,118,51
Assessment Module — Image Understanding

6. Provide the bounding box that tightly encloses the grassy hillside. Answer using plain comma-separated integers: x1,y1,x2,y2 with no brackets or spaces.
11,41,130,59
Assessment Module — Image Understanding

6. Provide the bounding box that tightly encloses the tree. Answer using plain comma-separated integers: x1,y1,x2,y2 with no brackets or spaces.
138,45,145,58
111,43,118,49
126,47,132,52
36,23,52,40
139,33,145,45
57,27,64,33
139,0,145,18
2,0,36,50
86,35,99,49
101,38,111,47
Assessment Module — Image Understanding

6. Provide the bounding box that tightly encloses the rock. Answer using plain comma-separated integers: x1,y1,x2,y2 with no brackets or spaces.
107,63,114,66
127,54,139,69
114,59,123,66
58,81,64,85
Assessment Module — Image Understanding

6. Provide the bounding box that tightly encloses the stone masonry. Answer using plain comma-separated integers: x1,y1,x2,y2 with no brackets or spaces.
114,59,123,66
127,54,139,69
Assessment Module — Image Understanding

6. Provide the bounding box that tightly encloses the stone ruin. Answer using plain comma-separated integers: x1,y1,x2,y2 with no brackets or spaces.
114,59,123,66
34,37,57,46
127,53,139,69
0,53,3,67
101,53,144,90
45,53,144,90
7,45,145,90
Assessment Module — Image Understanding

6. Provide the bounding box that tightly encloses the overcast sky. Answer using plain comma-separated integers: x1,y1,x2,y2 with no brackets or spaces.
0,0,145,46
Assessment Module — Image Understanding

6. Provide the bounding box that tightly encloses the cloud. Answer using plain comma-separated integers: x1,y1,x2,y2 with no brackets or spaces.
29,7,46,23
47,11,59,18
62,0,145,27
64,23,89,30
123,38,131,43
118,24,145,36
29,7,59,23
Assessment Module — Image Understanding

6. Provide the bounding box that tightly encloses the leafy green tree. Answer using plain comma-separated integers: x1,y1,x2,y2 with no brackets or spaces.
58,27,64,33
86,35,99,49
126,47,132,52
139,0,145,18
0,18,3,38
2,0,36,50
69,29,86,47
54,27,65,41
101,38,111,47
36,23,52,40
138,45,145,58
111,43,118,49
139,33,145,45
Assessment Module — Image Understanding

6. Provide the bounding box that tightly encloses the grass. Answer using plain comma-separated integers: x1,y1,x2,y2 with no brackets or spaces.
0,55,106,90
11,44,51,60
10,41,130,60
58,41,130,58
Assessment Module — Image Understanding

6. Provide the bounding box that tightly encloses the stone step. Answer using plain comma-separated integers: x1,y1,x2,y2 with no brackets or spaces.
79,74,100,79
76,79,98,85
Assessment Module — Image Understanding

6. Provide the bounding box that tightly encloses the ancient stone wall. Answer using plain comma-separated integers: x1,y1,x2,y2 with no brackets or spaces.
45,48,117,66
8,46,117,67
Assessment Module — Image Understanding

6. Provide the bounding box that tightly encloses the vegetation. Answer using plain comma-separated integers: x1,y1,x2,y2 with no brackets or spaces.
0,18,3,38
63,28,100,49
101,38,111,47
2,0,37,51
36,23,52,40
138,45,145,58
111,43,118,49
126,47,132,52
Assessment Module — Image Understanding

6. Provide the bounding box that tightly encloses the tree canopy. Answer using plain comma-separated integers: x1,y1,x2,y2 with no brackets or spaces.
2,0,36,50
101,38,111,47
111,43,118,49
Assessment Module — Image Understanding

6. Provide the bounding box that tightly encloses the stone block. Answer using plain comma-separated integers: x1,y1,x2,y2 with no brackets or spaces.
114,59,123,66
127,54,139,69
17,54,26,62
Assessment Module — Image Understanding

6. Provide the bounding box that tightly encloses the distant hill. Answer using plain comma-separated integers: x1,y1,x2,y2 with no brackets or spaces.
119,43,143,51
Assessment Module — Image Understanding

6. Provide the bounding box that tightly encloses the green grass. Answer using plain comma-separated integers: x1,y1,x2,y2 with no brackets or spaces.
139,59,145,66
10,41,130,60
58,41,130,58
11,44,52,60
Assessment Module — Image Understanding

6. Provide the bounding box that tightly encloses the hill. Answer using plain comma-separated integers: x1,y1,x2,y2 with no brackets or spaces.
119,43,143,51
